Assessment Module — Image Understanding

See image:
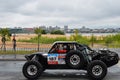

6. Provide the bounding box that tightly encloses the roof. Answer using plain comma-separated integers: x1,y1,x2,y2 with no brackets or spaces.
53,41,77,44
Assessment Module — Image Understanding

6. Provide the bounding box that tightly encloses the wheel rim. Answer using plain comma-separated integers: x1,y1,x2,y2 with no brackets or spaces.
92,65,103,76
27,65,38,76
70,54,80,65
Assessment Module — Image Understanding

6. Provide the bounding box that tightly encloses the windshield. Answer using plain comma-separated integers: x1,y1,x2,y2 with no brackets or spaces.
76,43,93,51
83,44,93,51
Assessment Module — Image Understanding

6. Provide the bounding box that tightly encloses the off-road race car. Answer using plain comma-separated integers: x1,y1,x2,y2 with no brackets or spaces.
22,41,119,80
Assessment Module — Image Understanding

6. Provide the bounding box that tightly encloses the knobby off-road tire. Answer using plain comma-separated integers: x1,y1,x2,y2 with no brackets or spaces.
87,60,107,80
22,61,43,79
65,50,85,69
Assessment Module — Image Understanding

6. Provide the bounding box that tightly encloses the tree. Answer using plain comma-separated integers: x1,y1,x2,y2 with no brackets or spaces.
104,35,113,47
50,30,64,35
42,30,47,34
73,29,79,41
70,29,79,41
34,27,43,51
0,28,10,51
90,34,96,47
0,28,10,38
70,29,89,45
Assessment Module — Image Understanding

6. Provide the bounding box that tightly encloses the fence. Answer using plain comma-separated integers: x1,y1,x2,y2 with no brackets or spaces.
0,43,119,60
0,43,120,52
0,43,52,52
0,43,52,60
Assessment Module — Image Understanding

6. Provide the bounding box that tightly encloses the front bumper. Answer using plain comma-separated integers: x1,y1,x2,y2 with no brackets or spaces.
105,53,119,67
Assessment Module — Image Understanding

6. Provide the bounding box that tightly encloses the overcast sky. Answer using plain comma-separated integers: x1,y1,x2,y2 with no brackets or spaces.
0,0,120,28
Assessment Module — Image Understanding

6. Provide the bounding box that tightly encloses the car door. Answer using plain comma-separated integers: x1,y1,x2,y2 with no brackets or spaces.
47,43,66,65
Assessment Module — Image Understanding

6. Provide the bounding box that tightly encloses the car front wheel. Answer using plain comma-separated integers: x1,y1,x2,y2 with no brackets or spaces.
87,60,107,80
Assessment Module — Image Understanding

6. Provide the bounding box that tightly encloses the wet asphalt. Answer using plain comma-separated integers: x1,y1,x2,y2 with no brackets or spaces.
0,61,119,80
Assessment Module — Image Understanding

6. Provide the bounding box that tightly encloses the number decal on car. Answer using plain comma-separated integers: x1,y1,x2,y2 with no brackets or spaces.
48,54,58,64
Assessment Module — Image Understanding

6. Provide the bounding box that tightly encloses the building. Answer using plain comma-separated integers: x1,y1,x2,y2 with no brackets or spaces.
64,25,68,33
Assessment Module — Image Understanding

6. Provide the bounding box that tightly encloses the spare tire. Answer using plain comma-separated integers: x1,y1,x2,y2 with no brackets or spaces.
65,50,85,69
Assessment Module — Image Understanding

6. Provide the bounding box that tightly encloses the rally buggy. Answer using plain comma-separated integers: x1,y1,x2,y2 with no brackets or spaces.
22,41,119,80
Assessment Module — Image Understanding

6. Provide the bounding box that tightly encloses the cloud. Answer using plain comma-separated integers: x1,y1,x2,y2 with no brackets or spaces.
0,0,120,28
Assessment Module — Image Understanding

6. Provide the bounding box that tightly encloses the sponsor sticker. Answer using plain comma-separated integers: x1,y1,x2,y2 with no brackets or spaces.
58,54,66,58
58,58,66,64
48,53,66,64
58,54,66,64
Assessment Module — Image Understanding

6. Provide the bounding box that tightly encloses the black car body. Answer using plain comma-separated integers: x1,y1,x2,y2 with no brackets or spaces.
23,41,119,80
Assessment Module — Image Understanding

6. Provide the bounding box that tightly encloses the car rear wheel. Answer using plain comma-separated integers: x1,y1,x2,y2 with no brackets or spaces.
87,60,107,80
22,61,43,79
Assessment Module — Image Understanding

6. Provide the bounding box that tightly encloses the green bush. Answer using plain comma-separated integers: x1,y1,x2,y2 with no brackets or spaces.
103,33,120,44
104,35,113,45
50,30,64,35
18,33,120,48
70,34,89,45
40,37,67,44
18,36,67,44
42,30,47,34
